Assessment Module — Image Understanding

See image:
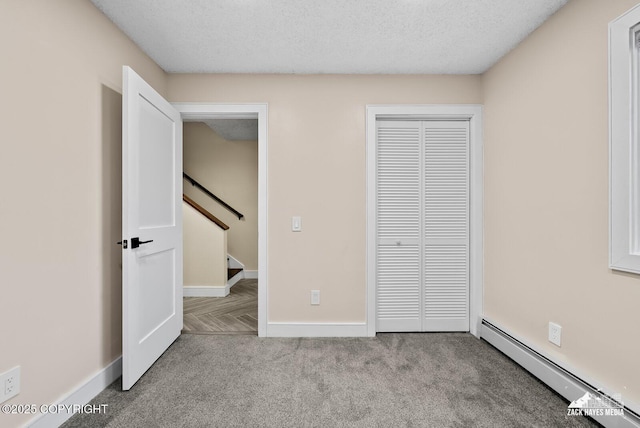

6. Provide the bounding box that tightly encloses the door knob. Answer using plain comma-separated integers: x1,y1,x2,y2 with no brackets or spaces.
131,237,153,249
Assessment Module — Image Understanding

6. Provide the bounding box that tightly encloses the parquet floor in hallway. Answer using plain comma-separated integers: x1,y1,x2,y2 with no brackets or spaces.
183,278,257,334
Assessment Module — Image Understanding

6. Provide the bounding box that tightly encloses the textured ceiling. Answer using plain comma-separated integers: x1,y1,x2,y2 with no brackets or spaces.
90,0,568,74
195,119,258,141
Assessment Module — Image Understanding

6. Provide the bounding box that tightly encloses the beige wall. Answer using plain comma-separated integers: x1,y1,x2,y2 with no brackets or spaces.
183,203,227,287
183,122,258,270
483,0,640,406
0,1,166,427
169,75,483,321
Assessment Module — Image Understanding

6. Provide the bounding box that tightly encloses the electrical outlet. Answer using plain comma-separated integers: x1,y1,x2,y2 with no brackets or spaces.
5,378,14,395
1,366,20,403
548,322,562,347
311,290,320,305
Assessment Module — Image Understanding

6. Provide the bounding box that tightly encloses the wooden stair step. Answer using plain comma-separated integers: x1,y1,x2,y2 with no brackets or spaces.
228,268,243,280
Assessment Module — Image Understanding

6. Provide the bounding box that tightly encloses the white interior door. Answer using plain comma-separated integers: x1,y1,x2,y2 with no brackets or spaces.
122,66,183,390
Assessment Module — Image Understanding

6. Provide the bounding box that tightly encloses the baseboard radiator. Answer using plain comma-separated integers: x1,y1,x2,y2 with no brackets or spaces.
480,319,640,428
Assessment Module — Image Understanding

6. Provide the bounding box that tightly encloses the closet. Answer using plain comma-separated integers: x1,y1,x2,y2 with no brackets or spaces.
376,120,469,332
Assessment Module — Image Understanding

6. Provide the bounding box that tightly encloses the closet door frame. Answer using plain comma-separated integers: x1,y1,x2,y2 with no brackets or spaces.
366,105,483,338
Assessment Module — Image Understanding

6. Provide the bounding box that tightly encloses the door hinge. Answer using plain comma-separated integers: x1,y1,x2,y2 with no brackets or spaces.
117,240,128,249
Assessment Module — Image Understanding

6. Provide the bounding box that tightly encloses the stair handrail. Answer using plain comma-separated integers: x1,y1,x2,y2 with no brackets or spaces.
183,194,229,230
183,172,244,220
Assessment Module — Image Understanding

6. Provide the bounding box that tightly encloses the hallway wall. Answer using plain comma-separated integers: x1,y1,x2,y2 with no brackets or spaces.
183,201,228,287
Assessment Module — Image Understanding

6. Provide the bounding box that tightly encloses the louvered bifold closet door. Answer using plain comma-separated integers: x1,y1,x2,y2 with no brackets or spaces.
423,121,469,331
376,121,422,332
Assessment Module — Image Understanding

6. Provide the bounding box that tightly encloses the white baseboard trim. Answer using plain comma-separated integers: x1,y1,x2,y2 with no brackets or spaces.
243,270,258,279
227,254,244,269
227,272,242,288
184,274,245,297
481,319,640,428
28,357,122,428
184,285,229,297
267,322,368,337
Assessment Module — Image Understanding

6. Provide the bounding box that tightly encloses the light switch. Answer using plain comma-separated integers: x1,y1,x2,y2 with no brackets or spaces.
311,290,320,305
292,216,302,232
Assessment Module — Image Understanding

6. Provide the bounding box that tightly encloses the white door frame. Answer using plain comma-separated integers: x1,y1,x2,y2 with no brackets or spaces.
172,103,268,337
366,105,483,337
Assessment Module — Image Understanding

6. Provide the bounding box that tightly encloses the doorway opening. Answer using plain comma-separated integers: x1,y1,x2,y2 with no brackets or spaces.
174,104,268,338
181,118,259,334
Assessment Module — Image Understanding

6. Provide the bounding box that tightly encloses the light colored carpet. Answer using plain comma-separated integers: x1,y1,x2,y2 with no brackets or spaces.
62,333,598,427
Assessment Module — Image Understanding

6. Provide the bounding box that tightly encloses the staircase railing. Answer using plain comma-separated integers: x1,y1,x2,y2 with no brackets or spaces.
183,172,244,220
183,194,229,230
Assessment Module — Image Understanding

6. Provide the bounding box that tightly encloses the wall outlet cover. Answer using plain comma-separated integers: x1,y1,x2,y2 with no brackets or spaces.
548,322,562,347
1,366,20,403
